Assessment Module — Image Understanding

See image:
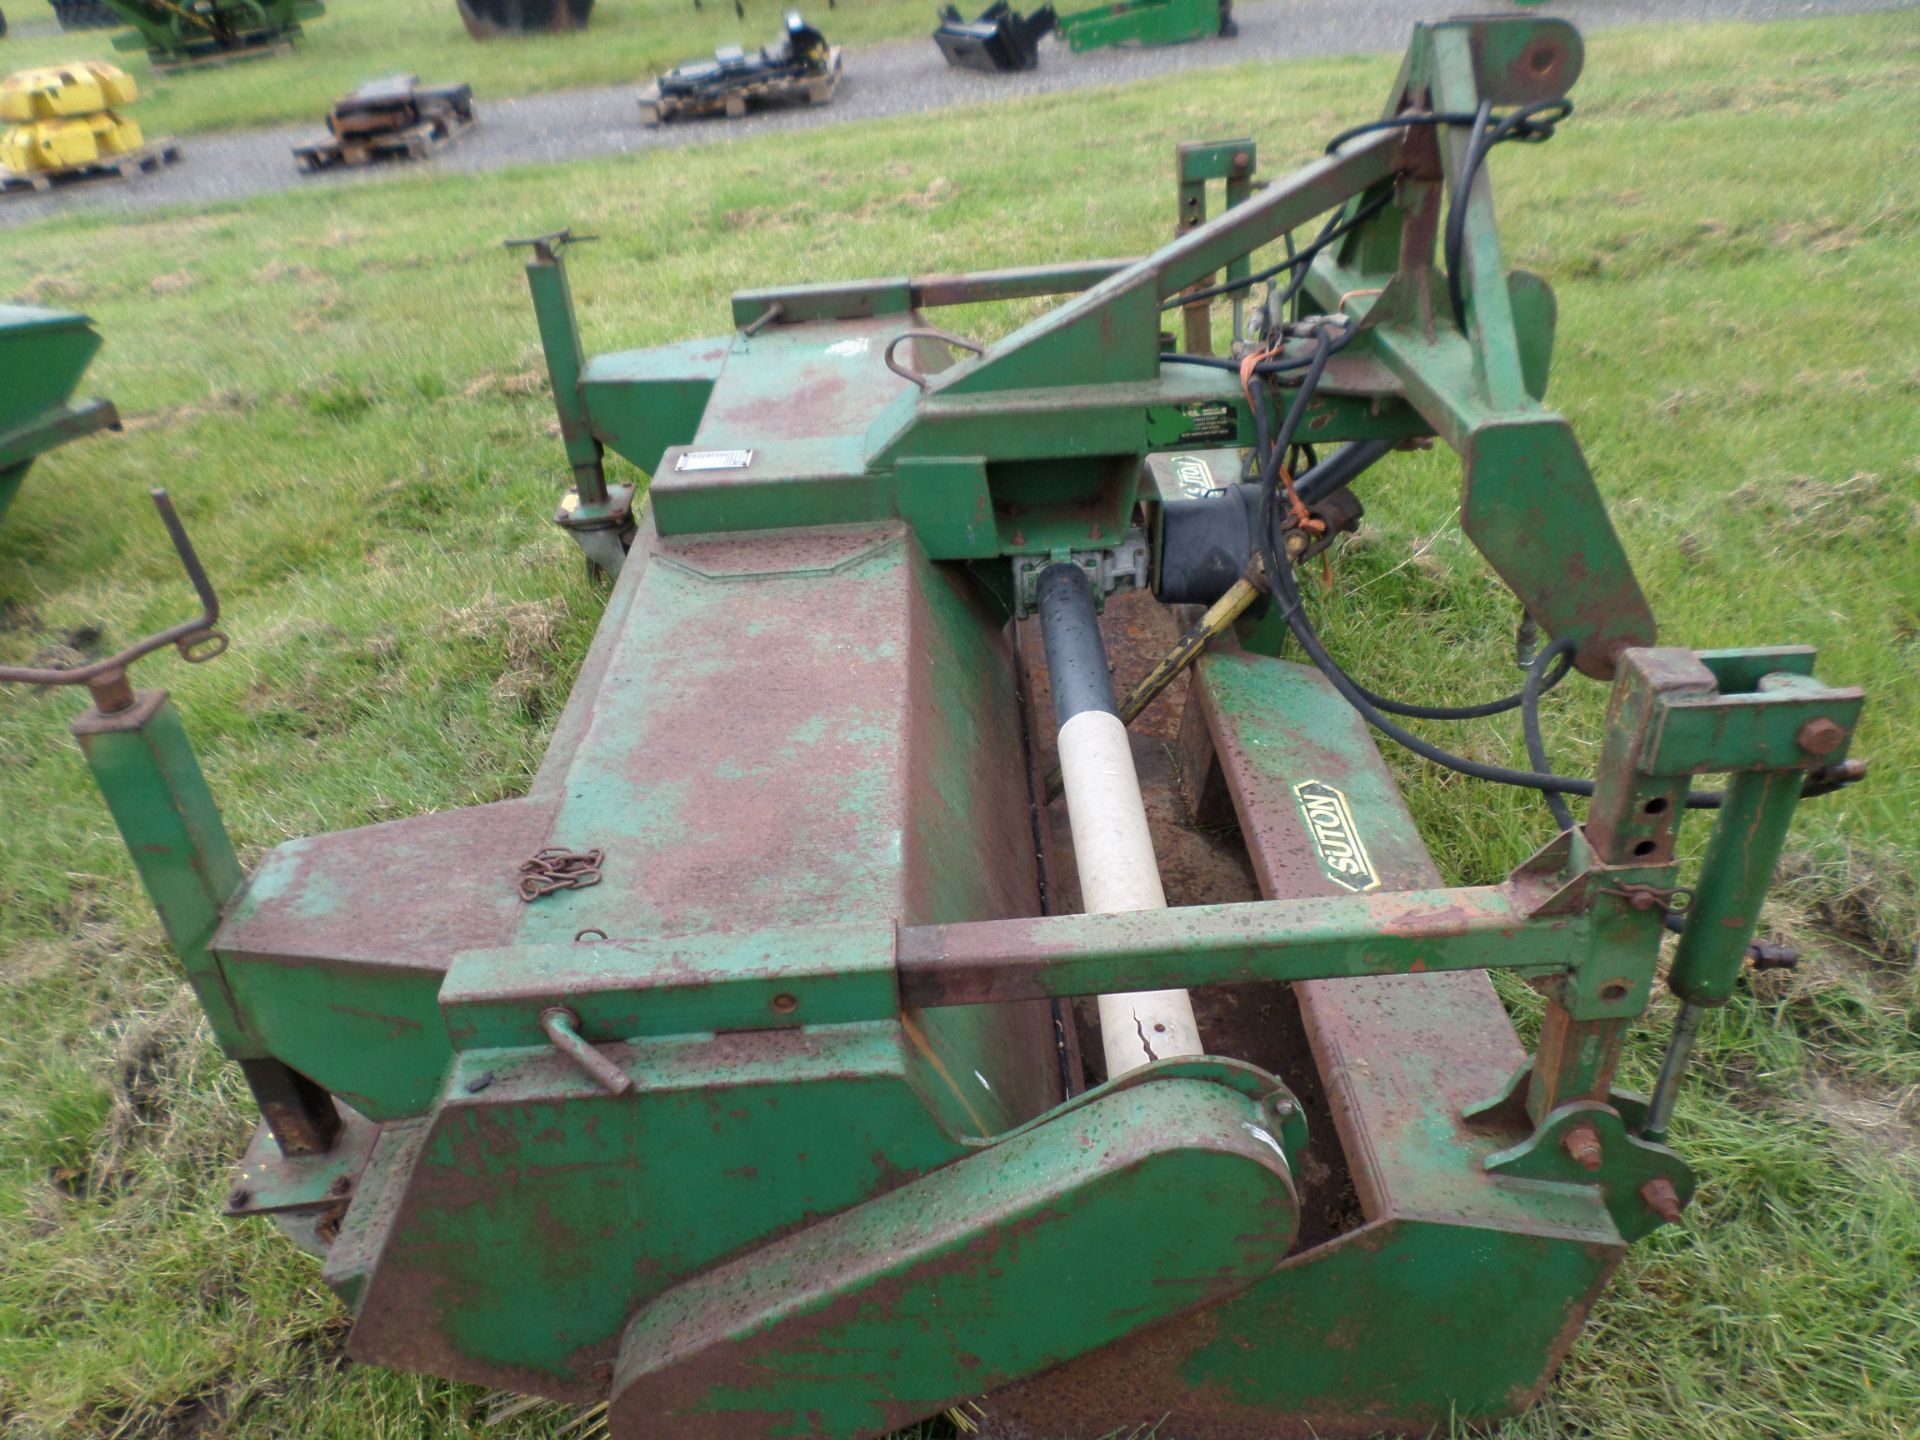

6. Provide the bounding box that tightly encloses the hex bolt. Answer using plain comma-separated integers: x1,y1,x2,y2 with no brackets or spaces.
1796,718,1845,756
1641,1176,1684,1225
1561,1123,1603,1172
1269,1095,1297,1122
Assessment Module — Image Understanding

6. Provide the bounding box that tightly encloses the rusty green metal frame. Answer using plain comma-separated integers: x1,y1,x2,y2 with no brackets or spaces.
545,17,1645,674
8,17,1873,1437
1173,137,1257,354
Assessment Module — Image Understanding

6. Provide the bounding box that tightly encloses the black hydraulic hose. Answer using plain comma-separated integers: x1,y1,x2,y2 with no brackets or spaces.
1270,415,1572,724
1163,191,1394,312
1293,437,1392,506
1256,329,1338,514
1444,100,1494,335
1266,533,1599,797
1368,643,1571,722
1149,97,1852,818
1270,545,1738,810
1241,337,1705,805
1440,98,1570,334
1323,100,1571,161
1320,98,1572,335
1162,312,1363,377
1524,636,1581,832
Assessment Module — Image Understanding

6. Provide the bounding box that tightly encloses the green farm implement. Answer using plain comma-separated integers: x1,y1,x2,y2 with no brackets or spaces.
7,16,1870,1437
94,0,324,72
0,303,116,532
1055,0,1233,53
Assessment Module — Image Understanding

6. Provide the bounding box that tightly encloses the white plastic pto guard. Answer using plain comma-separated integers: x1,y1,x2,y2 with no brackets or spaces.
1055,708,1203,1077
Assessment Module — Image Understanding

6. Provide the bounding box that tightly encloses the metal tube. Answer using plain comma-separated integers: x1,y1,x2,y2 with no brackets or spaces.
1641,1002,1703,1144
1042,577,1261,803
521,242,608,505
1038,564,1201,1079
894,880,1574,1007
1668,770,1803,1006
540,1007,635,1096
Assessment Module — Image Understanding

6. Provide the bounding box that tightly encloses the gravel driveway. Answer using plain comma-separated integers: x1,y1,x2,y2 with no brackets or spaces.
1,0,1910,226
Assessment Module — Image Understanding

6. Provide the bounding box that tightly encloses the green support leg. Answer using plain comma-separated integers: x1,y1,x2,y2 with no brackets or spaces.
513,230,636,572
520,234,608,505
1668,770,1805,1006
73,688,341,1155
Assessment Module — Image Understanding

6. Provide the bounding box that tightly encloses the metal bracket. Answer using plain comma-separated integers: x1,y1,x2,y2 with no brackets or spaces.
503,227,599,263
556,483,637,576
0,488,226,714
225,1107,379,1219
1483,1099,1693,1244
1010,528,1150,618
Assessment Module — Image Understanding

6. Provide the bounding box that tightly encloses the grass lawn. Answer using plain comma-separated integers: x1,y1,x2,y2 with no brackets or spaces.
2,10,1918,1439
0,0,948,136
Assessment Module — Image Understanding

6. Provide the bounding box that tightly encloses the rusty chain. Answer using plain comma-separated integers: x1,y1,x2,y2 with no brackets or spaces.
517,847,605,902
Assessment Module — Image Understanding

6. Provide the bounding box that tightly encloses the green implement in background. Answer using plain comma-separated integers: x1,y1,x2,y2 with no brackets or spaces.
1055,0,1234,52
0,303,117,532
1052,0,1228,52
99,0,325,71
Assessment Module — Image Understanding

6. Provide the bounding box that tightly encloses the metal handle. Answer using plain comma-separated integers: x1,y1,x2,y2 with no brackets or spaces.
503,227,598,263
0,488,226,711
883,328,986,389
540,1007,635,1096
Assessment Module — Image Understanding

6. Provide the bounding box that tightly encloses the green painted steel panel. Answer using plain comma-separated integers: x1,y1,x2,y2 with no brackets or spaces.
581,336,730,476
0,304,110,523
0,304,101,422
612,1077,1300,1439
1176,1219,1616,1424
220,955,449,1121
344,1028,977,1397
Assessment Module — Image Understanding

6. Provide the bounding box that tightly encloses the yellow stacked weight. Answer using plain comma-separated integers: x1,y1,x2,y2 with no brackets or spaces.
0,62,144,176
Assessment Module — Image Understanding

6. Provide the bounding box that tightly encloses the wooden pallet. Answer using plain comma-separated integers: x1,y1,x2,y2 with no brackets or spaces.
0,138,181,197
640,46,842,125
293,110,476,173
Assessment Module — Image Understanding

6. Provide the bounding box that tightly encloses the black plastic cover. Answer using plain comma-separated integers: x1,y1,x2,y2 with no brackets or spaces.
933,2,1057,72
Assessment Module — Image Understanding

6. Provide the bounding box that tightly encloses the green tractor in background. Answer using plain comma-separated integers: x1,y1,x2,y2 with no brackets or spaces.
29,0,597,54
52,1,325,72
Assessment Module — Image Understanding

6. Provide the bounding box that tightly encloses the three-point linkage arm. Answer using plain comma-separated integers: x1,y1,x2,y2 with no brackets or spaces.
670,17,1651,676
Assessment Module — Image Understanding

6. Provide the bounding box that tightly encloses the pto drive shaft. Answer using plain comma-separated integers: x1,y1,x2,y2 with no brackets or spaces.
1038,564,1202,1078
